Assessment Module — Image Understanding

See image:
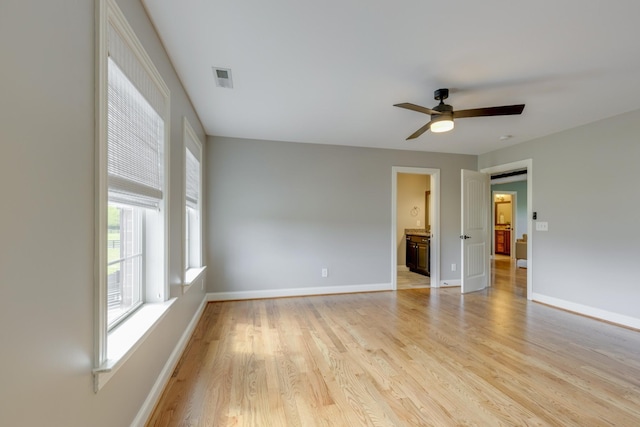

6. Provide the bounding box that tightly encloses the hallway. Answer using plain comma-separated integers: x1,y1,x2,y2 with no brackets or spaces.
491,254,527,298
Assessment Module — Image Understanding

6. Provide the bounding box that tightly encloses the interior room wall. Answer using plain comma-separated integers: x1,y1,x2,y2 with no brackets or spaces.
397,173,430,267
0,1,207,426
479,108,640,324
206,136,476,293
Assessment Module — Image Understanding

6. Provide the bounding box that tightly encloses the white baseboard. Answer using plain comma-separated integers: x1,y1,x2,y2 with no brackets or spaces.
531,292,640,330
207,283,392,301
440,279,460,287
131,296,208,427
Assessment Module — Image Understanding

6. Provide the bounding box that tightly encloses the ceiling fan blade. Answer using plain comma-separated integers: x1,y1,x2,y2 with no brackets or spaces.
394,103,442,116
406,121,434,140
453,104,525,119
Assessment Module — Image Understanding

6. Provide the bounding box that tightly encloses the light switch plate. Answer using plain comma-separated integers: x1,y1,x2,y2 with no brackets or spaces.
536,221,549,231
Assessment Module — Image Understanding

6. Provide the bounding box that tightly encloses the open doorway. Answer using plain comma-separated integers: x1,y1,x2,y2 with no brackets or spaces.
391,167,440,290
492,191,516,259
481,160,532,299
397,174,431,289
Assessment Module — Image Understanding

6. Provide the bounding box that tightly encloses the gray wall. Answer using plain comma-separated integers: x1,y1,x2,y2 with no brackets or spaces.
206,137,476,292
480,109,640,320
0,1,206,426
491,180,528,240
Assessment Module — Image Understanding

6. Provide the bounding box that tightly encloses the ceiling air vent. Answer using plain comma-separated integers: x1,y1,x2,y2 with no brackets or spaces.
213,67,233,89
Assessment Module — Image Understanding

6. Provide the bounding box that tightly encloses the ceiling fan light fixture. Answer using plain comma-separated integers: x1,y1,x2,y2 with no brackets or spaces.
431,117,454,133
394,88,524,140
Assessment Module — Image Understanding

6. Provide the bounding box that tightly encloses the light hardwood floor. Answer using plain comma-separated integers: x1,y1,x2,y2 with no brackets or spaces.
397,269,430,289
147,260,640,426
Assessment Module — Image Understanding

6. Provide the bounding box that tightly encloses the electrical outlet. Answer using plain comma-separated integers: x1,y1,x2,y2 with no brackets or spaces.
417,220,421,227
451,263,456,272
321,268,328,278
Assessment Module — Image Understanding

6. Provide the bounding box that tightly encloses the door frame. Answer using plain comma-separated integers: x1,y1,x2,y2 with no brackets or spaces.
481,159,533,299
391,167,440,290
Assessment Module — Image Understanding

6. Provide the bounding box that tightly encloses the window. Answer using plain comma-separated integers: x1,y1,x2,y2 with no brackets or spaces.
94,0,171,390
183,118,203,287
106,51,167,328
107,204,142,327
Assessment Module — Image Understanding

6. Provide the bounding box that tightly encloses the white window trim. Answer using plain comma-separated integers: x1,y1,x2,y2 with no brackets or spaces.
184,266,207,294
92,299,176,391
94,0,171,392
182,117,205,293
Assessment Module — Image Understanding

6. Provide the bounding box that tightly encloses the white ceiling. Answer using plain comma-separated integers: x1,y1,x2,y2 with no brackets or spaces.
142,0,640,155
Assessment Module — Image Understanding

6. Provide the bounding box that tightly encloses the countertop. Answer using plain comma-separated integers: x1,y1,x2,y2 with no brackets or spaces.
405,228,430,237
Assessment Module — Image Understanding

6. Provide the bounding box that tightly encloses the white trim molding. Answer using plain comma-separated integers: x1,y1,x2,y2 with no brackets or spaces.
94,0,172,391
532,293,640,330
93,298,176,392
182,116,204,292
131,296,209,427
182,266,207,295
207,283,392,302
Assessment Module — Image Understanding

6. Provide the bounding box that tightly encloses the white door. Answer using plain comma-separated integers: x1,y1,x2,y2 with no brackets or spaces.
461,169,490,293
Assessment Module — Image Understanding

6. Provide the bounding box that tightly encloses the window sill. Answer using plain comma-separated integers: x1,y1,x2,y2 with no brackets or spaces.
93,298,176,392
182,266,206,294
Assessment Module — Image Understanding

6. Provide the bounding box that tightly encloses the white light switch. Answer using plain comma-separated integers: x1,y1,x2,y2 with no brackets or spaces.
536,221,549,231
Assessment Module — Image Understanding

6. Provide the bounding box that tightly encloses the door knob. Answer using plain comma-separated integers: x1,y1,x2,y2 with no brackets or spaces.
460,235,471,239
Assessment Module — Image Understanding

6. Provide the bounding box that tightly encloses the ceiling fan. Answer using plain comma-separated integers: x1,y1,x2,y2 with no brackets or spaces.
394,88,525,140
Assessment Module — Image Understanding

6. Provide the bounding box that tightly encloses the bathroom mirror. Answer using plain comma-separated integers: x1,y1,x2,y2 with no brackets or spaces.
495,201,512,226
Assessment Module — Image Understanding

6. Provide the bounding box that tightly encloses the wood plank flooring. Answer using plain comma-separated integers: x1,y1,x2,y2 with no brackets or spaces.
147,260,640,426
397,270,430,290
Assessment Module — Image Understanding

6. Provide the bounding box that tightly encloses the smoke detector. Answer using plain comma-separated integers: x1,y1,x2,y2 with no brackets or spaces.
213,67,233,89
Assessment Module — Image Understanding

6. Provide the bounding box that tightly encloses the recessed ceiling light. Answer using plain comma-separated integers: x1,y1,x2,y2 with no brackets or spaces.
499,134,513,141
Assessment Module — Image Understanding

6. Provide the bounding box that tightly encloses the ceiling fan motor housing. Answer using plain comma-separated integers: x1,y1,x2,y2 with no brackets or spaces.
433,88,453,119
433,102,453,118
434,88,449,101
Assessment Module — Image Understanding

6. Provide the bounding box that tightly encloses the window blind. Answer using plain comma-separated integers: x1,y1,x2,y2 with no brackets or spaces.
107,23,166,119
185,147,199,209
107,58,164,209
